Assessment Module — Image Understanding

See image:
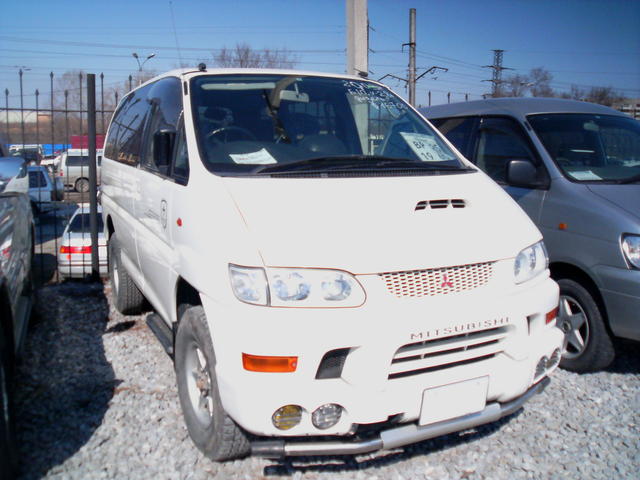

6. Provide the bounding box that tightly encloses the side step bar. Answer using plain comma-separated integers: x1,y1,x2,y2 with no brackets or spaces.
252,377,550,458
146,313,174,357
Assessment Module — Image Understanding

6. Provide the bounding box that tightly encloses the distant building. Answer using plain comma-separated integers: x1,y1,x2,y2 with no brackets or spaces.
614,99,640,120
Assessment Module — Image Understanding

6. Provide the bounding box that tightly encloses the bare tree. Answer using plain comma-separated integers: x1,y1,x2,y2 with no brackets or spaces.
213,43,298,69
502,73,531,97
529,67,555,97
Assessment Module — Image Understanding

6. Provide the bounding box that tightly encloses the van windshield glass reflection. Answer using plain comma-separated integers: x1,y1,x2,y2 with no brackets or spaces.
190,75,466,176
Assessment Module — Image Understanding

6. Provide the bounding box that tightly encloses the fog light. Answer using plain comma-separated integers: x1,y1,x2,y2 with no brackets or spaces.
547,348,561,369
272,405,302,430
312,403,343,430
535,356,548,380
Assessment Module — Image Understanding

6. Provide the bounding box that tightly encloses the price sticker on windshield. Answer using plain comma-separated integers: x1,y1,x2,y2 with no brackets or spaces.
400,132,451,162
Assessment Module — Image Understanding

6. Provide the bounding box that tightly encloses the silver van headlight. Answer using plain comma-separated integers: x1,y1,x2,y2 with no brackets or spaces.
514,241,548,284
229,265,365,307
622,235,640,269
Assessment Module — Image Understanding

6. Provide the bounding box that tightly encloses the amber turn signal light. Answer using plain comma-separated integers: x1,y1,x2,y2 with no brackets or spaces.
242,353,298,372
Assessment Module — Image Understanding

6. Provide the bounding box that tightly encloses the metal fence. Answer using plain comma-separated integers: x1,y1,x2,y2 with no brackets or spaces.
0,70,133,285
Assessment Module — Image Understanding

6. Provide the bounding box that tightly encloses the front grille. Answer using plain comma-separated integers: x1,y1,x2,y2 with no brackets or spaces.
389,326,509,379
380,262,494,298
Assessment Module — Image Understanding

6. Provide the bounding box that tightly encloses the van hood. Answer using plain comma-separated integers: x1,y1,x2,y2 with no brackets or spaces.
223,173,540,274
587,184,640,221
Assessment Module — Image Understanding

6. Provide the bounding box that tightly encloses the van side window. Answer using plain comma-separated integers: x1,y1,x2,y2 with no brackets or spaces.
107,84,153,166
143,77,183,173
475,117,538,183
429,117,477,159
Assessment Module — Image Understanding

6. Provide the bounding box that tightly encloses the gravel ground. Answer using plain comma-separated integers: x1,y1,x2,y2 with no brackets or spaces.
13,281,640,479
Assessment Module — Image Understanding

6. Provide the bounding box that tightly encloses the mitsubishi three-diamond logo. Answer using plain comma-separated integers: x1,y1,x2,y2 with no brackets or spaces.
440,273,454,289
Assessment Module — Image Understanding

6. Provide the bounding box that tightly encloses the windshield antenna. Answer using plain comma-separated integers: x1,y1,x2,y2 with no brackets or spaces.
169,1,184,72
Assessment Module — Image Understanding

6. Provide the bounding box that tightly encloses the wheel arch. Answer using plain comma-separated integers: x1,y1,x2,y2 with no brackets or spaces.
175,277,202,323
550,262,610,329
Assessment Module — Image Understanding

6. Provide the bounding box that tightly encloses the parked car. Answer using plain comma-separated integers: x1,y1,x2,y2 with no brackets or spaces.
101,69,562,462
423,97,640,372
57,148,103,193
58,204,107,278
27,165,64,214
0,156,34,476
9,144,43,165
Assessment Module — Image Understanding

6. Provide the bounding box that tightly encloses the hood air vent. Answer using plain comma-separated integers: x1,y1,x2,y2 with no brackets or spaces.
415,199,466,211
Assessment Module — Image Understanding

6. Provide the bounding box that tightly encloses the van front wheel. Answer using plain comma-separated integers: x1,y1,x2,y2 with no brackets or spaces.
557,278,614,372
108,232,145,315
175,305,250,461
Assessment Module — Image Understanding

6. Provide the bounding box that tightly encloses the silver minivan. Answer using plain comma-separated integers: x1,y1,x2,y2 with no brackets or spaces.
57,148,103,192
423,98,640,372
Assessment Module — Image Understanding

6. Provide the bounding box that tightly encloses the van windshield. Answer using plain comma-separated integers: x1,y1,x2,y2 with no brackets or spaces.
528,113,640,183
190,74,467,176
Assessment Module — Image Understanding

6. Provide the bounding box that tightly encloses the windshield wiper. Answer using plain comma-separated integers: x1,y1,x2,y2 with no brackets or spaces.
254,155,471,174
616,172,640,184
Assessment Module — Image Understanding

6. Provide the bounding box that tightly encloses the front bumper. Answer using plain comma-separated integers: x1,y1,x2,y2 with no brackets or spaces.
593,265,640,341
202,272,561,437
252,377,549,458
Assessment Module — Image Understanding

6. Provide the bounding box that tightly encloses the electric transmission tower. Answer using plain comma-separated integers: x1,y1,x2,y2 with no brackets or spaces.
482,49,513,98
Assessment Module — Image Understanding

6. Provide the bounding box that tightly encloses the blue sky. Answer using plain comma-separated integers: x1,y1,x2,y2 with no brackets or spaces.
1,0,638,107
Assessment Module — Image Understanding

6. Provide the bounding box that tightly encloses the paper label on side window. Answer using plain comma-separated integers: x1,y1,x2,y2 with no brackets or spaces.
229,148,277,165
569,170,602,180
400,132,450,162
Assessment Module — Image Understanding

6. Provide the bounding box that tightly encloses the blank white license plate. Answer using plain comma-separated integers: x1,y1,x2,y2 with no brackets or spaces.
419,376,489,426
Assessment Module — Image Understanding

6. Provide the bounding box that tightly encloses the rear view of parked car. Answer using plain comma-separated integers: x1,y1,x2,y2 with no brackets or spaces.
423,98,640,371
57,148,103,193
28,165,64,214
58,204,107,278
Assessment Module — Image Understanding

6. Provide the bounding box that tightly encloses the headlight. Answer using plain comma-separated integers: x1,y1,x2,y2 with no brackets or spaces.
267,268,365,307
229,264,269,305
229,265,365,307
514,241,548,284
622,234,640,269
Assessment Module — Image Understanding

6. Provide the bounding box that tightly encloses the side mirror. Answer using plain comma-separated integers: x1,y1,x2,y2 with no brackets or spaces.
507,159,549,189
153,128,176,174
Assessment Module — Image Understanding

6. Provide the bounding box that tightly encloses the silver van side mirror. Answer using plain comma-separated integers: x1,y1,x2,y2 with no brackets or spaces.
507,159,550,189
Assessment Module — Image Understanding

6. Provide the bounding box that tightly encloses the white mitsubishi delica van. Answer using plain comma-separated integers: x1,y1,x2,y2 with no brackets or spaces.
101,67,563,461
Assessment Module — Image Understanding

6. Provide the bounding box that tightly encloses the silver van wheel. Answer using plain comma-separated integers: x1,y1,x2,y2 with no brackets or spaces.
75,178,89,193
558,294,589,359
556,278,614,372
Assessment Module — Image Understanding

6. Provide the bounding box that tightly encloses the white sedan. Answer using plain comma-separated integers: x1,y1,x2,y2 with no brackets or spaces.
58,204,107,278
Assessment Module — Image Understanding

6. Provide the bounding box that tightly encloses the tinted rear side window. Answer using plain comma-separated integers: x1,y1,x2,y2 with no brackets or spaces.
66,156,89,167
105,83,152,166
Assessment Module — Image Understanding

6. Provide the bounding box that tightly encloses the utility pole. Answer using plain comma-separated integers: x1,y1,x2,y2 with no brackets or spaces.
407,8,416,105
482,49,512,98
346,0,368,77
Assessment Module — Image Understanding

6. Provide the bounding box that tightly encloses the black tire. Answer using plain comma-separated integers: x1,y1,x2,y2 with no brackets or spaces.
174,305,250,461
557,278,615,372
75,178,89,193
0,327,17,479
108,232,145,315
